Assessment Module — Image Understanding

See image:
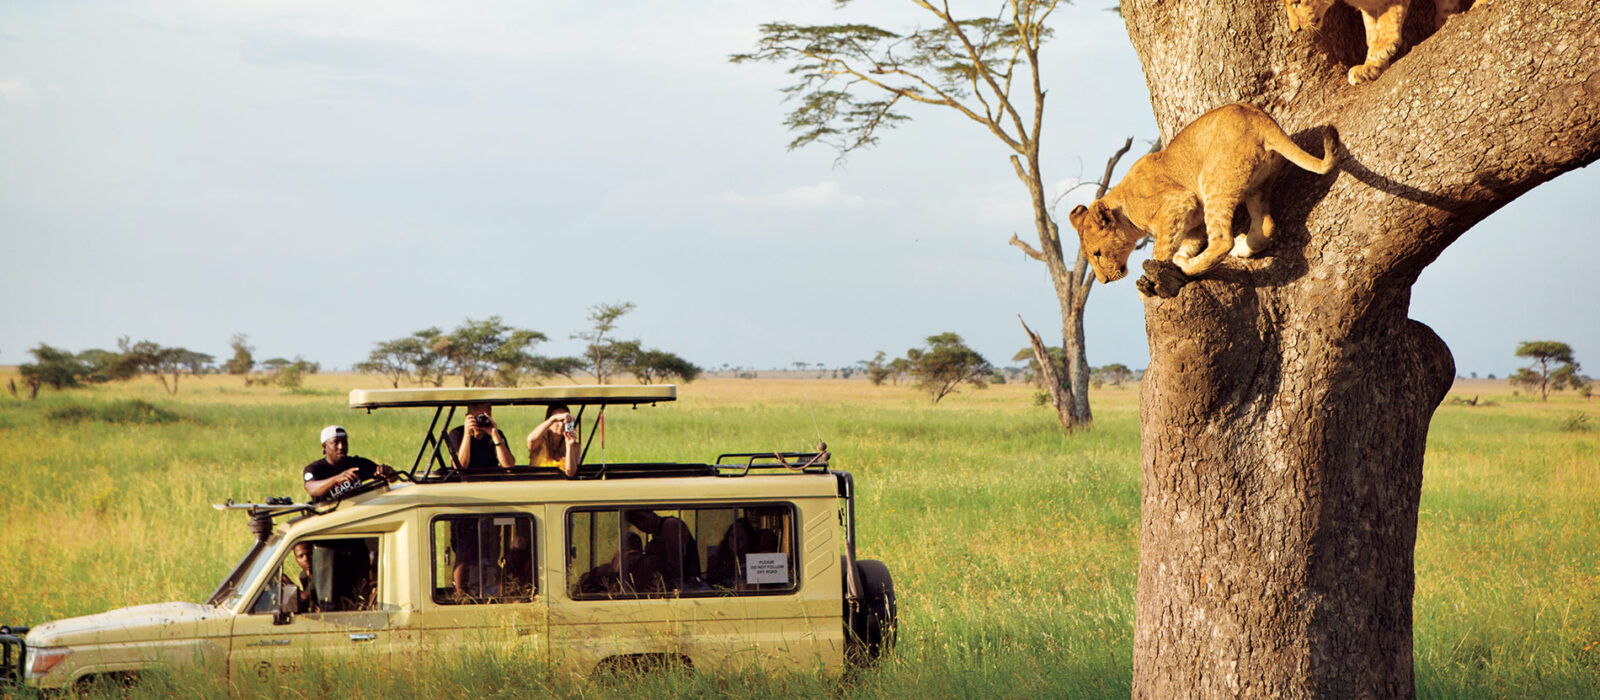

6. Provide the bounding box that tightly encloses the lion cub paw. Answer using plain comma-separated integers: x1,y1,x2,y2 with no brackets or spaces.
1137,259,1188,299
1347,63,1382,85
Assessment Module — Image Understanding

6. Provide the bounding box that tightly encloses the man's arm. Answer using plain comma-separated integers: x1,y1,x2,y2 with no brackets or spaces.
304,466,359,498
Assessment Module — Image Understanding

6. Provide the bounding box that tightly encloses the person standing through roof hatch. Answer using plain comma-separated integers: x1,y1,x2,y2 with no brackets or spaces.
444,403,515,470
303,425,395,502
526,404,581,477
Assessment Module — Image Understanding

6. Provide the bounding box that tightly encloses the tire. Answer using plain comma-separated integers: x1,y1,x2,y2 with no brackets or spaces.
845,558,897,663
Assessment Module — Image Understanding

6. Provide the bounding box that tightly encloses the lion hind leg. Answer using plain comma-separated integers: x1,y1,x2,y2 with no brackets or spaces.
1233,187,1274,258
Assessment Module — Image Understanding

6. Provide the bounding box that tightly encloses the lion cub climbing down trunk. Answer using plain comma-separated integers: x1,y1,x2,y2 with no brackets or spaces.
1068,103,1338,297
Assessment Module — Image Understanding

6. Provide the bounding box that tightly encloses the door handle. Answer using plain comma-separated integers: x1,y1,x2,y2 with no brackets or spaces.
246,639,290,648
349,633,377,643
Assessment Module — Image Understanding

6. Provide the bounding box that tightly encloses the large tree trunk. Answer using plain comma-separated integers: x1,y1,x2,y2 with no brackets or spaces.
1119,0,1600,695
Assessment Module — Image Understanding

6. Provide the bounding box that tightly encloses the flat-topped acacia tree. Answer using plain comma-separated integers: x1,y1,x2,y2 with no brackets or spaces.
1118,0,1599,696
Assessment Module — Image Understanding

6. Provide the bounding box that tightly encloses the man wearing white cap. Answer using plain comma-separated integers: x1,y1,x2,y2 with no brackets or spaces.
303,425,396,502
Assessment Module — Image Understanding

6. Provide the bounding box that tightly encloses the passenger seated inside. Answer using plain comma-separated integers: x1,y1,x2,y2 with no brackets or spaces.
502,529,534,598
625,509,701,592
706,518,757,589
575,533,646,595
576,509,704,596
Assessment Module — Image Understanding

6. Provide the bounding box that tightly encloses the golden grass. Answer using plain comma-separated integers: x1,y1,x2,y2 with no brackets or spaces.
0,371,1594,697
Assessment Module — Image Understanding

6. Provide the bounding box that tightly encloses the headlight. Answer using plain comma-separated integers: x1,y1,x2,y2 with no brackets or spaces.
25,646,71,680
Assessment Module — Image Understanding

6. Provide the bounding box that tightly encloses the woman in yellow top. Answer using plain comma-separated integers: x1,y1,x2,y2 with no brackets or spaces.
527,404,581,478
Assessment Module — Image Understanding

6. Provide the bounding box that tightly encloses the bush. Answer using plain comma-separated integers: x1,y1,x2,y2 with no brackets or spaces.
47,400,182,425
1562,412,1591,432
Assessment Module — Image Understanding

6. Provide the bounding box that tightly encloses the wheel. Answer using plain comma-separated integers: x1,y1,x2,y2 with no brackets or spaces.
846,558,897,663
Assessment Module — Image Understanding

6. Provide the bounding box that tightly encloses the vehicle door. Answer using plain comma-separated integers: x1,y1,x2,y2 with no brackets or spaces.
411,510,547,664
229,534,392,683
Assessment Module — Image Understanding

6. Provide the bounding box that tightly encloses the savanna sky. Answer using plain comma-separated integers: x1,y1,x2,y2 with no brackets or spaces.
2,1,1594,377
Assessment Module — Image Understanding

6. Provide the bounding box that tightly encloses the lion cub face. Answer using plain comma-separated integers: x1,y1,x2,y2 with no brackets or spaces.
1283,0,1335,31
1069,202,1139,284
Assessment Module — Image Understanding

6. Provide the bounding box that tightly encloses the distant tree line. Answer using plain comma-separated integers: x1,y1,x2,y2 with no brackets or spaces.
9,334,319,399
355,303,700,389
7,303,701,399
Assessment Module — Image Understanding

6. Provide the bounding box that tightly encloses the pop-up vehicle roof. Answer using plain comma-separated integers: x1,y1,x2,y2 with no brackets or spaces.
348,385,829,483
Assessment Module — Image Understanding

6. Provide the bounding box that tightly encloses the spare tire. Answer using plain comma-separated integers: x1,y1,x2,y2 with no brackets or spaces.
845,558,897,663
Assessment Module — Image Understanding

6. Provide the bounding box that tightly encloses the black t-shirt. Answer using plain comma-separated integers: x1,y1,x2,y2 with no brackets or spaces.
303,455,380,502
444,426,507,469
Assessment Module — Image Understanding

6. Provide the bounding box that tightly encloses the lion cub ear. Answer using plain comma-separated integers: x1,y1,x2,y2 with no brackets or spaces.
1069,204,1089,227
1093,203,1114,227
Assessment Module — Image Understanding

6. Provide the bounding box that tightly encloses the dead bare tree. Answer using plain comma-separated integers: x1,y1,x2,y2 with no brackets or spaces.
1118,0,1600,695
733,0,1115,431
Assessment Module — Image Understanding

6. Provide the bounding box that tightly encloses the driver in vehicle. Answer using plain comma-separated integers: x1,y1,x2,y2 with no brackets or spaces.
302,425,395,502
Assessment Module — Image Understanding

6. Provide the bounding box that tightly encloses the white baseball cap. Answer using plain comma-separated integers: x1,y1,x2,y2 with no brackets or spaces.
320,425,347,444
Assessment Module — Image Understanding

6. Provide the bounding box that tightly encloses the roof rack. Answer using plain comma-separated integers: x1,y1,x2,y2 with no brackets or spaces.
714,447,830,476
415,456,831,483
349,385,675,410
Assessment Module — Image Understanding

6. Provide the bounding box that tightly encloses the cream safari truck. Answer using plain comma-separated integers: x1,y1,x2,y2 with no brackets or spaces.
0,386,896,689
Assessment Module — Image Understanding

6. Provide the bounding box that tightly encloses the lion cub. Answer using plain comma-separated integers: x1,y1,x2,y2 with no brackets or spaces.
1068,103,1338,296
1284,0,1461,85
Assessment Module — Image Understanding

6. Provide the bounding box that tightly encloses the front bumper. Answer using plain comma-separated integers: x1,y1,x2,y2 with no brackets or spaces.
0,625,27,686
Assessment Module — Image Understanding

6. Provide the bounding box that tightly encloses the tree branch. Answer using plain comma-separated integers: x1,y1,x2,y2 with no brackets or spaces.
1009,233,1047,261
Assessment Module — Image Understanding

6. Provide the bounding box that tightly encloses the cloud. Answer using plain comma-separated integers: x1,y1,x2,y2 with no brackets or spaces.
0,77,35,105
716,181,893,211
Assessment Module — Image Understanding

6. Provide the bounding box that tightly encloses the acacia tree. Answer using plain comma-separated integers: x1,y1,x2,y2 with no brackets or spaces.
733,0,1118,431
572,302,636,384
905,332,994,403
1117,0,1600,695
117,339,211,395
433,318,547,388
1510,340,1582,401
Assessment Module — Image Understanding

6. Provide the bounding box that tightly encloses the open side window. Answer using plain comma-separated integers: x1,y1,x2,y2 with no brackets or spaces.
567,504,796,600
249,536,379,615
431,514,537,604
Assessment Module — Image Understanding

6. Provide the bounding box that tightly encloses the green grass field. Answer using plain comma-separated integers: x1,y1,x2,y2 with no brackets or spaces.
0,373,1595,698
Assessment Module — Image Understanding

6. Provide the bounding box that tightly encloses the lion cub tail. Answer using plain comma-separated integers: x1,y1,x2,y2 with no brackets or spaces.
1267,125,1340,175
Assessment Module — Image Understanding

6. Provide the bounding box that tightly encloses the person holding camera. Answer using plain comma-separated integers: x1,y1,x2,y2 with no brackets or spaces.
444,404,514,470
526,404,581,478
303,425,396,502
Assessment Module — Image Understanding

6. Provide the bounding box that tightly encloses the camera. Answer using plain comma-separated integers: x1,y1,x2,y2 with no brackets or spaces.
563,419,577,436
472,414,492,428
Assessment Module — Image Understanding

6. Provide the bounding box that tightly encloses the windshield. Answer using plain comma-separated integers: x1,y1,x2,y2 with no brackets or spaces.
206,533,283,610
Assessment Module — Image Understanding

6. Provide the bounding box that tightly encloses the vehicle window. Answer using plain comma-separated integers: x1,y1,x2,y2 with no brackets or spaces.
248,536,379,615
568,504,796,600
212,534,281,609
431,515,537,604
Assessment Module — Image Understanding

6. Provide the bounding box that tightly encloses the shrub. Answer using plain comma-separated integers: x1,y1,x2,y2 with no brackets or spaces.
1562,412,1591,432
47,400,182,425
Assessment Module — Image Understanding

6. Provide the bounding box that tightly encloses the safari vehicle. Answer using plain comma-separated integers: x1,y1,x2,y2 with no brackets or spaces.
1,386,897,690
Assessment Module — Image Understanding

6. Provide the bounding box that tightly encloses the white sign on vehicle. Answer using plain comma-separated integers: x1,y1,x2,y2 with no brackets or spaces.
745,553,787,585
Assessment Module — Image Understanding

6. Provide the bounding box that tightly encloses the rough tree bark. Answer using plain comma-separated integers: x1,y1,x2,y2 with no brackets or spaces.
1118,0,1600,696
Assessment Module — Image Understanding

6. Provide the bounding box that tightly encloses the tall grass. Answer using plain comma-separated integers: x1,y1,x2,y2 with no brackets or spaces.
0,373,1594,697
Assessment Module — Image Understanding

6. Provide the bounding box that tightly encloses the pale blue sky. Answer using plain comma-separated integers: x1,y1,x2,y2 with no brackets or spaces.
1,1,1594,378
